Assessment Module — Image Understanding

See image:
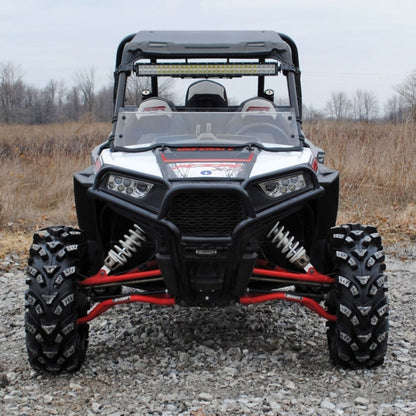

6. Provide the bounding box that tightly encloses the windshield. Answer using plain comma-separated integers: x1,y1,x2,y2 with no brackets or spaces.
114,108,300,150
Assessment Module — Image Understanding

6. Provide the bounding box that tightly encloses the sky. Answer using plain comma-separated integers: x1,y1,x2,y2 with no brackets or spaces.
1,0,415,110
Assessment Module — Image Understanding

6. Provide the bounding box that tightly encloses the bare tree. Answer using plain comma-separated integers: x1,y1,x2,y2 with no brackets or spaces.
325,91,351,120
54,80,67,122
20,85,39,124
125,77,147,105
95,85,113,121
125,77,175,105
65,86,82,121
0,62,25,123
302,104,324,122
39,80,59,123
384,95,406,123
0,61,121,124
352,89,378,121
395,69,416,120
76,67,96,114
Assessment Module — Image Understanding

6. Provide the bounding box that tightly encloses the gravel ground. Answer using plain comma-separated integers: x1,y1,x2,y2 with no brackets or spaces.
1,243,415,416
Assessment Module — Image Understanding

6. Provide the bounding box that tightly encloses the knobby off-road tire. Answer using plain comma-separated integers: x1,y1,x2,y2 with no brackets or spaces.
24,226,89,372
326,224,388,369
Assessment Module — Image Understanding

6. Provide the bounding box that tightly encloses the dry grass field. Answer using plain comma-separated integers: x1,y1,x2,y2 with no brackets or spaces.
0,120,415,256
306,121,416,242
0,121,110,255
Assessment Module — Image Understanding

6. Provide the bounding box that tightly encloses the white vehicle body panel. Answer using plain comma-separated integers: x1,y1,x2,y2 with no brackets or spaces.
249,148,313,178
99,149,163,178
98,146,313,180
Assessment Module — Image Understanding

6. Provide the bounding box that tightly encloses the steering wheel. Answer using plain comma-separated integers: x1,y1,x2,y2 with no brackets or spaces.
236,122,289,142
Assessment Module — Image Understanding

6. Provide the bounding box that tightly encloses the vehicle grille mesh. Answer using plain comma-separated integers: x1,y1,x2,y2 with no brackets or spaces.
167,192,245,237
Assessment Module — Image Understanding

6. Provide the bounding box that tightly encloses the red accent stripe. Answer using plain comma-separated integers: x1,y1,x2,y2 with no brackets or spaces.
246,106,272,112
143,106,169,112
176,147,234,151
160,152,254,163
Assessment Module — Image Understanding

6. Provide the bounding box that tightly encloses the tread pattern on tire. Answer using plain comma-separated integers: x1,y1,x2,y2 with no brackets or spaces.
24,226,89,372
326,224,388,369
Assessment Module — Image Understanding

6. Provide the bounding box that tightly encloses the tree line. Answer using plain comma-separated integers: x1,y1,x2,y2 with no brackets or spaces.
303,82,414,123
1,61,415,124
0,63,113,124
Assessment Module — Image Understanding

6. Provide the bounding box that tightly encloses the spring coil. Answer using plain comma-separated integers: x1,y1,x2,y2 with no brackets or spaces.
104,224,146,272
267,221,311,271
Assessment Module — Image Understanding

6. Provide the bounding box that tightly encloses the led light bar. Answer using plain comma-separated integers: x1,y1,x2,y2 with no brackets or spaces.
259,173,307,199
136,63,278,77
106,174,153,199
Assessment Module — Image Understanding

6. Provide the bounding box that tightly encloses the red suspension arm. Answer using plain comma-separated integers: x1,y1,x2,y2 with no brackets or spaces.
252,266,335,284
240,292,336,321
76,265,336,324
77,294,175,325
79,269,162,286
77,268,173,325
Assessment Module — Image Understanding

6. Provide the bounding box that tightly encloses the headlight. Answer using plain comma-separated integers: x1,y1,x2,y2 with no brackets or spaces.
106,174,153,199
259,173,306,198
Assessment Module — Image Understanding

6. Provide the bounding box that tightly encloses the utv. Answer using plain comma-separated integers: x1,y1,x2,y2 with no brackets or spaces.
24,31,388,372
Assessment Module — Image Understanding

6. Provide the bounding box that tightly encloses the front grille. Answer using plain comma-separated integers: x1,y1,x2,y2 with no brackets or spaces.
167,192,245,237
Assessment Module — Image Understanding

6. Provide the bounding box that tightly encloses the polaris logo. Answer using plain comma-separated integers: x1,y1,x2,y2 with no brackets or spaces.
195,249,217,256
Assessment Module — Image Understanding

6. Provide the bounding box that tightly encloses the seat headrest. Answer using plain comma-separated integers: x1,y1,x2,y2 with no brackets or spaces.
138,97,176,112
186,80,228,110
239,97,276,112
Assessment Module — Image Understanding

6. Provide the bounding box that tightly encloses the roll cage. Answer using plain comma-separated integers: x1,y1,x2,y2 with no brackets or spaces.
112,31,303,122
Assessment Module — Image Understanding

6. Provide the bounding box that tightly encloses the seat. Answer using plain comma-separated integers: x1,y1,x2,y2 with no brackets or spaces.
238,97,277,113
226,97,291,144
138,97,176,112
185,80,228,111
119,97,180,144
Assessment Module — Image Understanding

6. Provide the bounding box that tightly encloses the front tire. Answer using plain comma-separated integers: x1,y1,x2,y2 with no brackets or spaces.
24,226,89,372
326,224,388,368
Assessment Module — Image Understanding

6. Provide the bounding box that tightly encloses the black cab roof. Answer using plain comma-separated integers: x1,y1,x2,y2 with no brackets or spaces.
117,30,299,71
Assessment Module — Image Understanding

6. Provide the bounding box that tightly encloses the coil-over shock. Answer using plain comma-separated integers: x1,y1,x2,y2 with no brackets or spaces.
267,221,313,272
102,224,146,273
